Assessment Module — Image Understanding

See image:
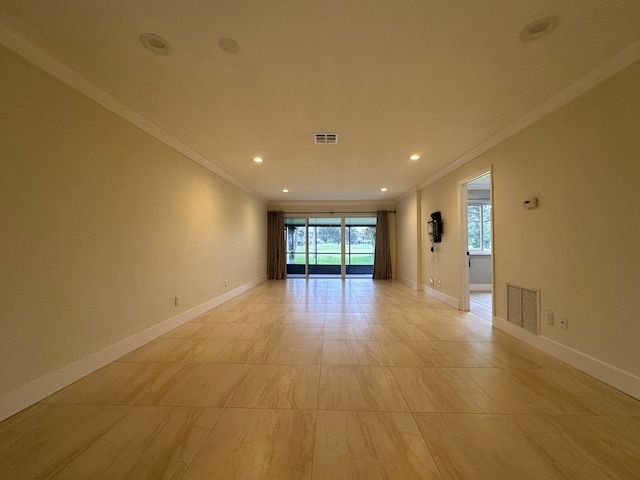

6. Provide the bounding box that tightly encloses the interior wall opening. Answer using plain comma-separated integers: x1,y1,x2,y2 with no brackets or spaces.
466,173,493,321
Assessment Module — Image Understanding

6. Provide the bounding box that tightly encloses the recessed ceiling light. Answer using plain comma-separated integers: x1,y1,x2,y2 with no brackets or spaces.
253,157,263,163
410,154,420,161
519,16,559,42
282,189,289,193
381,187,388,192
139,33,172,55
218,38,240,54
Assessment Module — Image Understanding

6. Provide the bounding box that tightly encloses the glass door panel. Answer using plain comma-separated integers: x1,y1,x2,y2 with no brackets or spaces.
308,218,341,275
346,217,375,275
285,218,306,275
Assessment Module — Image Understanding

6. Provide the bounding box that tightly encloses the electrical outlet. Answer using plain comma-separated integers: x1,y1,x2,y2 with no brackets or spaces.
437,280,441,288
545,310,554,326
225,279,228,287
174,296,181,306
559,316,568,330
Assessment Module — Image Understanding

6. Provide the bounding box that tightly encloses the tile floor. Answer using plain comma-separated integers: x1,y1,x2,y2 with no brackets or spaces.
2,279,640,479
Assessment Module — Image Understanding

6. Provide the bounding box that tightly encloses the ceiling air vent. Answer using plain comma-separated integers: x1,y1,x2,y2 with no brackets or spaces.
314,133,339,144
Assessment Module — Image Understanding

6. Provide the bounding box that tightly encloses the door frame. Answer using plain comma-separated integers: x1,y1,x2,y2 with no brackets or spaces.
458,167,493,312
285,215,376,279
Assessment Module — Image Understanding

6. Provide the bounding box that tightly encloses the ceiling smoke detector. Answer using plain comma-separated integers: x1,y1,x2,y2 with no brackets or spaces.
218,38,240,54
139,33,172,55
314,133,339,144
519,16,560,42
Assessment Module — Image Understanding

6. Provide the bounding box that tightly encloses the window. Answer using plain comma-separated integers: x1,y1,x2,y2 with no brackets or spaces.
284,216,376,275
468,204,491,252
345,218,375,273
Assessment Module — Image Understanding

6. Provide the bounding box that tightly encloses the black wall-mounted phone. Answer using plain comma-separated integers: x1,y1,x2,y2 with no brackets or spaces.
428,211,443,244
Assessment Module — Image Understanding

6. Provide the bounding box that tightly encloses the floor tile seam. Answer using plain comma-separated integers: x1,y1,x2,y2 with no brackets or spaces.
450,367,608,416
199,335,277,341
316,327,325,400
508,368,640,413
37,400,240,408
258,363,400,368
387,364,422,418
44,406,145,479
401,338,489,343
412,411,640,421
178,403,230,479
309,401,321,480
198,320,284,325
36,400,140,408
121,361,263,367
245,362,323,369
504,414,640,477
314,406,416,413
386,365,499,372
118,360,265,366
321,338,383,344
451,367,516,413
249,335,272,364
407,409,447,480
320,362,390,367
318,364,409,373
227,390,322,409
188,360,258,413
114,359,192,365
313,408,626,418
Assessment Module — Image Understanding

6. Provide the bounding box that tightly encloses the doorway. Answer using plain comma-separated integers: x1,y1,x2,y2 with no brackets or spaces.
459,172,493,320
285,216,376,278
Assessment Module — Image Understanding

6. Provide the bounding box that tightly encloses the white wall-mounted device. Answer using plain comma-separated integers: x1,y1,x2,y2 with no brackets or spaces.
524,197,538,209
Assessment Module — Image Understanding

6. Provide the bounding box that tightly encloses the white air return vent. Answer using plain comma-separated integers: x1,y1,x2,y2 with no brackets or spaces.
507,283,540,335
314,133,339,144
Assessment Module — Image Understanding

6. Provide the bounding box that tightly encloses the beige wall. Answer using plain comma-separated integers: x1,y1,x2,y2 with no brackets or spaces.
397,60,640,379
395,192,419,286
0,45,267,397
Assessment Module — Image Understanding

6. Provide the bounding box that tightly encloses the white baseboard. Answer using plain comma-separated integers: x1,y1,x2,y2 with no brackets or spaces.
493,316,640,400
423,285,460,309
470,283,492,292
396,275,418,290
0,275,267,422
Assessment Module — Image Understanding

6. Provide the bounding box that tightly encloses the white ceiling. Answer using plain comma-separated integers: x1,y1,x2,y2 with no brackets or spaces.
2,1,640,202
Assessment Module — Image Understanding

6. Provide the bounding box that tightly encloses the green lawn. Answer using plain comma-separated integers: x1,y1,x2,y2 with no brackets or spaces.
287,243,374,265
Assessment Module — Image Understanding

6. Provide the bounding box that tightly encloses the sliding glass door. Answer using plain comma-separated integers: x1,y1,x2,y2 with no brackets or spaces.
285,218,306,275
308,218,342,274
285,216,375,277
345,217,375,275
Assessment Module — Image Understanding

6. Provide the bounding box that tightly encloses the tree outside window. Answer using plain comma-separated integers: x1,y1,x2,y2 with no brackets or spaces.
468,204,491,252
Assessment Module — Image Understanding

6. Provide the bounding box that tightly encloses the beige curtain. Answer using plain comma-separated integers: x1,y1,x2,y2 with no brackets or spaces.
267,211,286,280
373,210,392,279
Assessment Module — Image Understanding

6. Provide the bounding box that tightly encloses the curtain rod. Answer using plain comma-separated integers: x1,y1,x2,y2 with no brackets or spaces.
281,210,396,215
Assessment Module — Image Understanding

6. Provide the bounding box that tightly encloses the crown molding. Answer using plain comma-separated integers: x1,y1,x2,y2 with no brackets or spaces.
395,185,419,203
267,199,396,213
0,22,265,203
414,39,640,192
